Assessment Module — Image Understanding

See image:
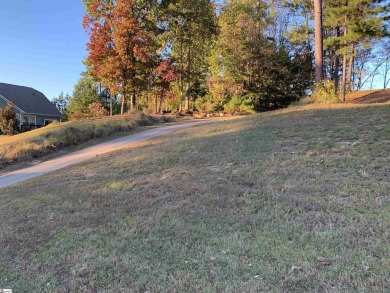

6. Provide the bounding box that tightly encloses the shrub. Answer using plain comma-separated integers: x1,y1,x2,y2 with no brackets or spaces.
0,102,18,135
69,111,87,121
238,93,257,114
224,95,241,113
311,80,341,103
224,94,256,114
88,102,109,118
194,96,207,112
142,106,154,115
195,94,225,112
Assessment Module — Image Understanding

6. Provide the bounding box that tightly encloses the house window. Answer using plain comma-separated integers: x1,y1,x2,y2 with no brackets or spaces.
15,113,21,123
23,115,36,125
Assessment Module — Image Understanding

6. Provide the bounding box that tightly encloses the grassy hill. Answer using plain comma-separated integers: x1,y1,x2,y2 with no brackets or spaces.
0,113,171,171
0,103,389,292
347,89,390,104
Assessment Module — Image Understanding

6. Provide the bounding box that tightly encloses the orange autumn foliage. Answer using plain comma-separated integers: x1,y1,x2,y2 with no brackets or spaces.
83,0,154,113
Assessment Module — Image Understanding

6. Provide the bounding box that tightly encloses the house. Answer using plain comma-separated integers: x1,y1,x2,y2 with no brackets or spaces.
0,82,62,130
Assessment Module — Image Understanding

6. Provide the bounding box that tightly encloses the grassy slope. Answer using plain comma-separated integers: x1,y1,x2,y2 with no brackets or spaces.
347,89,390,104
0,104,389,292
0,113,171,171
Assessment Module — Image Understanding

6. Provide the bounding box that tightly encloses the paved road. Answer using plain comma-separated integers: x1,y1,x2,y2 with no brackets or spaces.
0,121,207,189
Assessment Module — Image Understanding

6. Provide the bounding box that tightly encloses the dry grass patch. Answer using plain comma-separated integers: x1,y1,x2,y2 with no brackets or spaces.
0,112,172,170
347,89,390,103
0,104,389,292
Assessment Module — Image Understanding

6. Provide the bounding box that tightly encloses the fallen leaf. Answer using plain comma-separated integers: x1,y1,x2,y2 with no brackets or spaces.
317,257,331,266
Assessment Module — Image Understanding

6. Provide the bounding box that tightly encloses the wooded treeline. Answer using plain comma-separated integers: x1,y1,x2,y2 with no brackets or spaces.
59,0,389,118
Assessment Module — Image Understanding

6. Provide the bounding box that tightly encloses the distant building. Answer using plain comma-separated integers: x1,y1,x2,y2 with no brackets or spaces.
0,82,62,130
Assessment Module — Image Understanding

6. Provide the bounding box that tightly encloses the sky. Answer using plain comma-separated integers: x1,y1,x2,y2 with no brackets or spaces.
0,0,386,102
0,0,88,101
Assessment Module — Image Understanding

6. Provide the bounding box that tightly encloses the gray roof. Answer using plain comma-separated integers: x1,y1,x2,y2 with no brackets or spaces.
0,82,62,117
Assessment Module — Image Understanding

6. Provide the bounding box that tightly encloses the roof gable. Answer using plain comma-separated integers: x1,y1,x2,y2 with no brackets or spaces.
0,82,62,116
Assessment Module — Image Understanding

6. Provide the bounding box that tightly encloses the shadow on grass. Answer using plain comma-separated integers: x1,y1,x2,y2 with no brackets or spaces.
0,103,389,291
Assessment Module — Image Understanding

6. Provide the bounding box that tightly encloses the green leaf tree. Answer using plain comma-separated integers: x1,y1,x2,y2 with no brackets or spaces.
210,0,312,111
67,77,102,118
160,0,217,111
324,0,386,100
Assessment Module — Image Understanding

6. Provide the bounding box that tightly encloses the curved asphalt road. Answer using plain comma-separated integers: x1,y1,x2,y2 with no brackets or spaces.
0,121,208,189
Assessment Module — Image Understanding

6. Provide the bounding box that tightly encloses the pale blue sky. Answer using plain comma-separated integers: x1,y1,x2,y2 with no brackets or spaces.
0,0,88,100
0,0,385,102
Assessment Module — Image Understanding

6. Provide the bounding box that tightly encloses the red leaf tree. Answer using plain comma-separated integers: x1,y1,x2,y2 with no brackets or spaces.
83,0,154,114
151,59,179,114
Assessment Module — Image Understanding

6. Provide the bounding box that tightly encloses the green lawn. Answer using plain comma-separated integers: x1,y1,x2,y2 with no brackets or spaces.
1,103,389,292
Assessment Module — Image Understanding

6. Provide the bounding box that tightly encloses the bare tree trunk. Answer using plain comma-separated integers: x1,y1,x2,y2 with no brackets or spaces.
110,94,113,116
383,54,390,88
342,53,347,102
185,47,191,111
347,43,355,92
359,55,389,89
323,49,329,78
333,27,341,94
121,90,125,115
130,55,137,112
334,55,340,94
179,40,184,113
130,90,136,112
180,71,184,112
314,0,324,83
159,94,162,114
370,74,377,89
341,17,348,103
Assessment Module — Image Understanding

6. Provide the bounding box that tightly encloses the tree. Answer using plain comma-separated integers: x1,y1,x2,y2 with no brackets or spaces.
83,0,157,114
314,0,324,83
287,0,387,95
160,0,217,111
323,0,386,100
52,92,70,115
378,39,390,88
151,59,179,113
356,40,390,90
209,0,312,111
67,76,102,117
83,58,117,116
0,102,18,135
